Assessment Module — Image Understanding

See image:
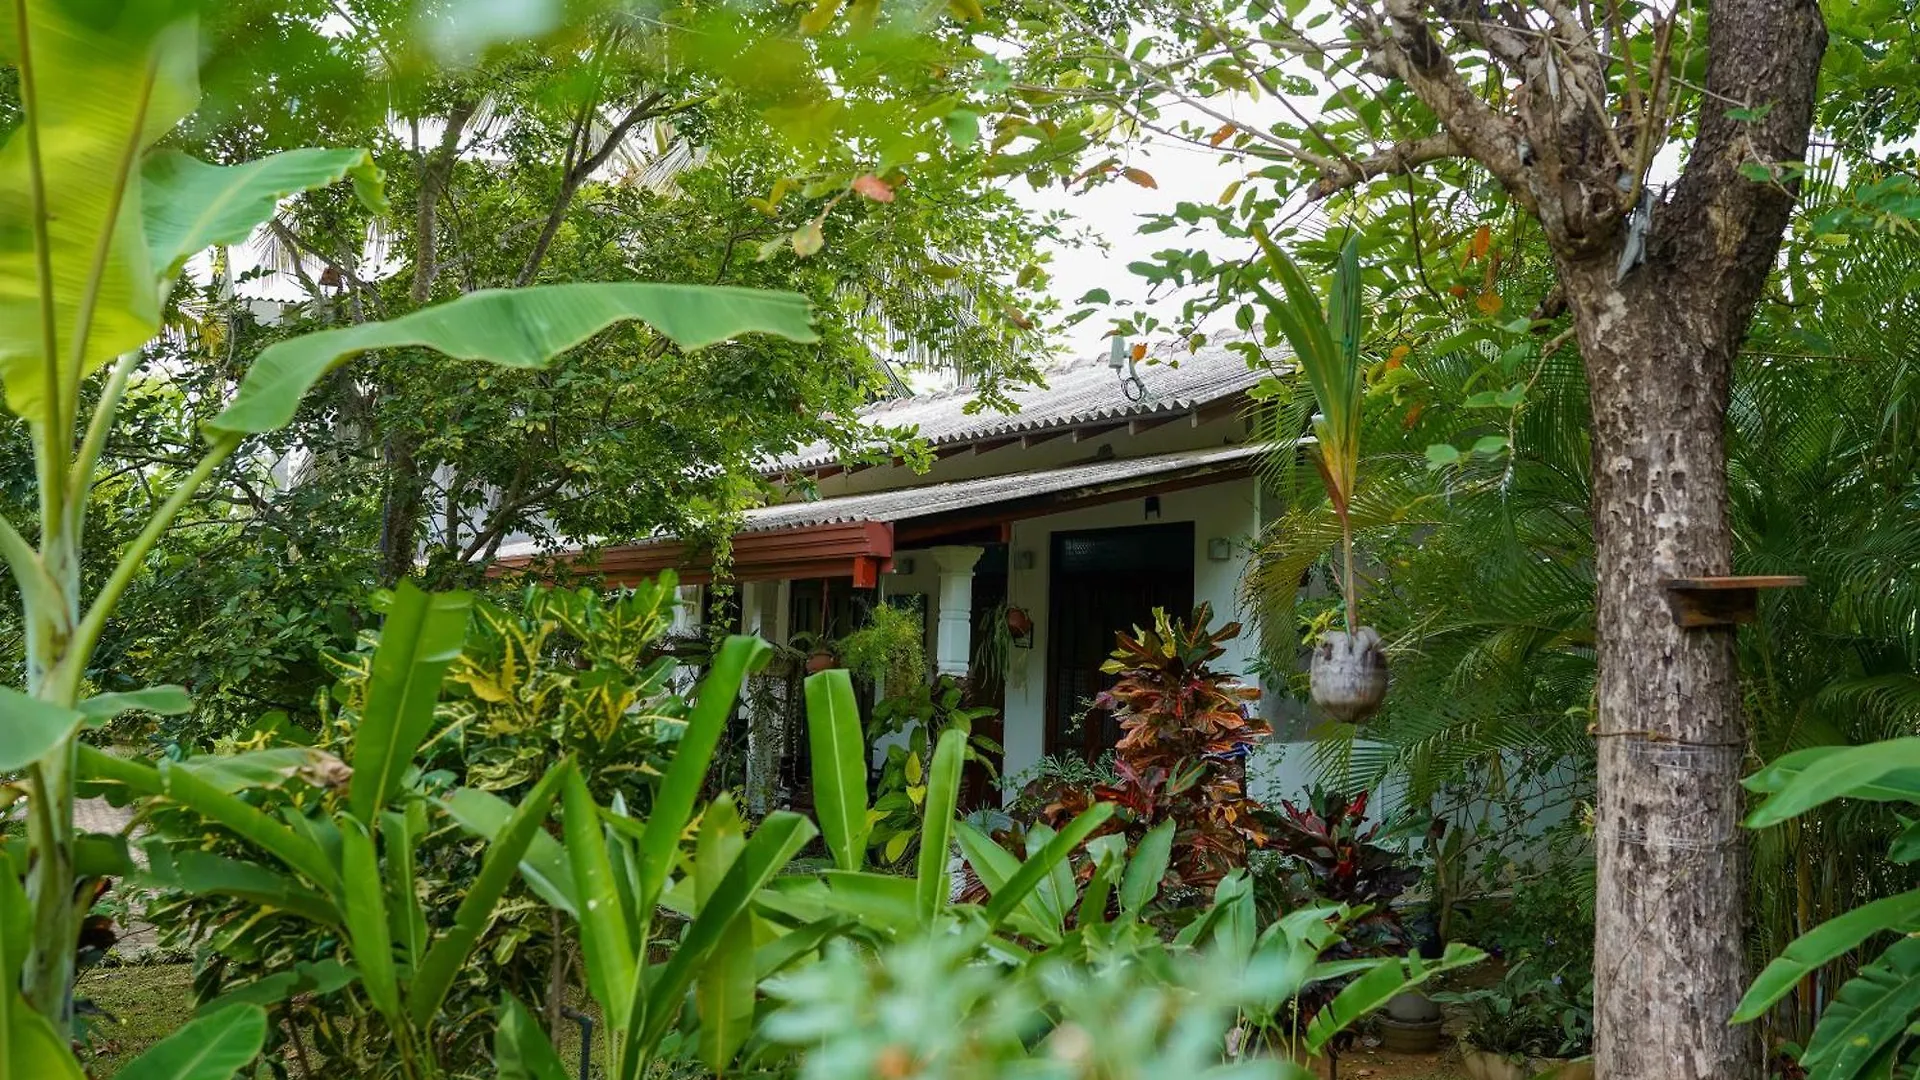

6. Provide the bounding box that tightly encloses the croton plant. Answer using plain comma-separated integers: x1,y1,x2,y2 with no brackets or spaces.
1036,604,1271,894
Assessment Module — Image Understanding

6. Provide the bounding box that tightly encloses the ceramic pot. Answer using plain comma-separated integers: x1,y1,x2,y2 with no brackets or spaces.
806,649,837,674
1005,606,1033,638
1310,626,1388,721
1383,991,1441,1024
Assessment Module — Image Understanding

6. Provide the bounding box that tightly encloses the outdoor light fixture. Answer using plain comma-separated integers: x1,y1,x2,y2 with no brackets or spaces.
1208,538,1232,561
1144,495,1162,520
892,557,916,575
1016,549,1036,571
1109,335,1146,402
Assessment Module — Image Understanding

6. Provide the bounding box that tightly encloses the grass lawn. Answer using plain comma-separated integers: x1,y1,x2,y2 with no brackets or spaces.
76,962,196,1077
75,961,1469,1079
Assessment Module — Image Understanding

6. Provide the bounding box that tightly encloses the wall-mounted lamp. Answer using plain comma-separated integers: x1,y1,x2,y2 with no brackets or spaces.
1207,538,1233,562
892,556,916,575
1144,495,1162,521
1015,549,1036,571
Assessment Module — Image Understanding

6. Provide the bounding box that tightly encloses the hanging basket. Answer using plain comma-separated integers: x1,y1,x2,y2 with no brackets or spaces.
806,649,838,674
1005,605,1033,638
1310,626,1388,722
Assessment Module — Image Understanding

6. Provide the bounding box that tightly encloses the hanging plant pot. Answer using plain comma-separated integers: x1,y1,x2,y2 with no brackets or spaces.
806,649,838,674
1005,605,1033,638
1310,626,1387,721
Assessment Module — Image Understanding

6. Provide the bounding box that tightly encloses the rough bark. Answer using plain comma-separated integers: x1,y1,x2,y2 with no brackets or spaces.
1561,3,1826,1076
378,431,428,586
1334,0,1826,1073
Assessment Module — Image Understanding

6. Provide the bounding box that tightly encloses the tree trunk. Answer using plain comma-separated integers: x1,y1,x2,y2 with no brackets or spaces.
379,432,427,586
1565,258,1752,1078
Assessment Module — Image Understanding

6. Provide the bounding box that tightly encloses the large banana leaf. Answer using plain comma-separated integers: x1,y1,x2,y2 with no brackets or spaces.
914,726,966,923
115,1004,268,1080
142,848,339,928
194,960,356,1018
381,803,429,968
0,688,84,772
441,786,577,916
1746,737,1920,828
953,820,1057,943
160,760,339,898
210,284,818,437
563,768,636,1034
695,796,755,1073
0,0,198,425
496,993,570,1080
1120,818,1175,916
1743,742,1920,802
627,812,818,1079
410,761,571,1030
337,815,400,1024
1304,943,1485,1054
1800,936,1920,1079
348,583,474,822
76,685,191,726
143,149,385,279
635,635,772,915
804,669,869,872
1736,888,1920,1021
986,805,1113,931
819,871,921,936
6,1007,82,1080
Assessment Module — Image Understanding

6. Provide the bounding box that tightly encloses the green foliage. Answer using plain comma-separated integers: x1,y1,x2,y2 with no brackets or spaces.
867,675,1000,865
806,668,872,873
1434,956,1593,1061
833,598,927,690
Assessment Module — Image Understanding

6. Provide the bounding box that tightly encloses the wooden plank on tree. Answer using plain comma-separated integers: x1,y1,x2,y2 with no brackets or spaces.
1662,576,1806,628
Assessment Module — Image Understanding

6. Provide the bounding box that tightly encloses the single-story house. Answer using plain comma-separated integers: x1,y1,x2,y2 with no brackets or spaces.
495,342,1322,807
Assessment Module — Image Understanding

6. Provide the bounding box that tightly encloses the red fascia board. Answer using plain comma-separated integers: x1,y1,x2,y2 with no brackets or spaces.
490,521,893,586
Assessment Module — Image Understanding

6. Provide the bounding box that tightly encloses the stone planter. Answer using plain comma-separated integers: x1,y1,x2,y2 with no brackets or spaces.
1309,626,1388,721
1461,1051,1527,1080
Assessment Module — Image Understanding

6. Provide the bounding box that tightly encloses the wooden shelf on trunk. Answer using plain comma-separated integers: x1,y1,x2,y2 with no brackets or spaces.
1662,576,1806,628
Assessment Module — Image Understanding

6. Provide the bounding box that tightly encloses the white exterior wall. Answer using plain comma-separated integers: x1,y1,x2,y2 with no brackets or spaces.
995,478,1263,786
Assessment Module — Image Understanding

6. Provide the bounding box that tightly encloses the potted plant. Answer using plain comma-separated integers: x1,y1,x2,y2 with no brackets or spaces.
1436,957,1593,1080
1255,233,1388,721
972,599,1032,689
788,630,839,674
836,598,927,690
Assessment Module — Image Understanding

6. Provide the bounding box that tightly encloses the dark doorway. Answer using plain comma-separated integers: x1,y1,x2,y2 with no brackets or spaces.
1045,522,1195,761
962,547,1009,809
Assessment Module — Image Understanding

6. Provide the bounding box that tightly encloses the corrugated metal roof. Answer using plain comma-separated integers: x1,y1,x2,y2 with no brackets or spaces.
741,442,1262,533
773,339,1274,471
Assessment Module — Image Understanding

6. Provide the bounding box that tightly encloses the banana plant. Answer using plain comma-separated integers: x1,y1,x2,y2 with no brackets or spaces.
486,634,826,1080
1736,740,1920,1079
73,584,581,1080
0,0,815,1049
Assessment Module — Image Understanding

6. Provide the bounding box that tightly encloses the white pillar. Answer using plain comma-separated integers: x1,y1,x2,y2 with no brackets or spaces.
930,545,983,681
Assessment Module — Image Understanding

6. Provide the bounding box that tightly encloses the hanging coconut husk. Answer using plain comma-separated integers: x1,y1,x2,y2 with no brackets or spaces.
1310,626,1388,721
